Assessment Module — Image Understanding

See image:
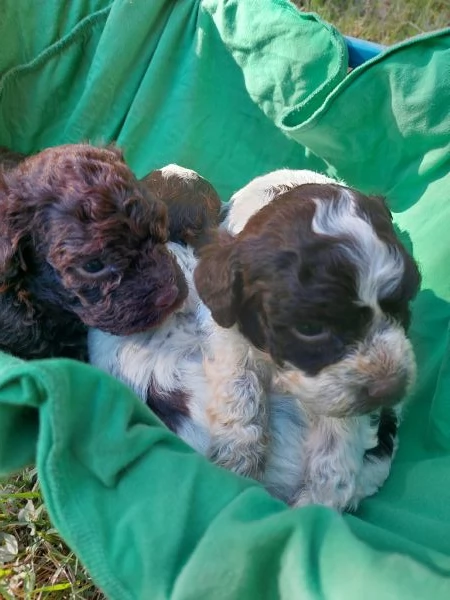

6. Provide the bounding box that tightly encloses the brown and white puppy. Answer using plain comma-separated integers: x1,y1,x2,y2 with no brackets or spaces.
194,169,421,508
0,144,187,360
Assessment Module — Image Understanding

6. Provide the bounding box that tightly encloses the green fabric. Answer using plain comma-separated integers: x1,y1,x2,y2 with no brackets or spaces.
0,0,449,598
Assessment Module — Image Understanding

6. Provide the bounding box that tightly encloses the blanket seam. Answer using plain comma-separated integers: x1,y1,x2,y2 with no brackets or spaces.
0,5,113,99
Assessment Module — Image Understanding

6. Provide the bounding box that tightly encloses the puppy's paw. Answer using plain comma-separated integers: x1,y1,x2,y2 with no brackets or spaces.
209,440,266,481
291,465,359,512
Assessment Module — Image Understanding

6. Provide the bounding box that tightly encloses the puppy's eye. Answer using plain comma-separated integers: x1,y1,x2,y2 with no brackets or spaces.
296,323,324,336
294,323,330,342
82,259,105,274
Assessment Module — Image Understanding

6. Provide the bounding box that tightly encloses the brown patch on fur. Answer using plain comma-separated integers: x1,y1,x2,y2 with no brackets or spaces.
146,380,191,432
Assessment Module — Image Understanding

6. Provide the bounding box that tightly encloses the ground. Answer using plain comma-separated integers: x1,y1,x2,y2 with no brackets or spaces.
1,1,449,598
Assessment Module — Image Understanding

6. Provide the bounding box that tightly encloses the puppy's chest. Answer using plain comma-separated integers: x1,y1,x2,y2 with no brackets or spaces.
152,306,208,360
146,306,212,414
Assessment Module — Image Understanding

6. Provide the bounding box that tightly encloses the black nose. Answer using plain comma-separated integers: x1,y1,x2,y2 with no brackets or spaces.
366,374,408,406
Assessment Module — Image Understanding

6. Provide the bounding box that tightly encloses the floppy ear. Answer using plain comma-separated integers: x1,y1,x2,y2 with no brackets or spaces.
194,231,242,328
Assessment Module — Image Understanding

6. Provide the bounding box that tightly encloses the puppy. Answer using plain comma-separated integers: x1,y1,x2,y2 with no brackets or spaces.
194,169,421,508
0,144,187,360
89,167,420,510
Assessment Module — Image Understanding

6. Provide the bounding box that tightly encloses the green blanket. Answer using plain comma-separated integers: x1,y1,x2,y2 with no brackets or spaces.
0,1,449,598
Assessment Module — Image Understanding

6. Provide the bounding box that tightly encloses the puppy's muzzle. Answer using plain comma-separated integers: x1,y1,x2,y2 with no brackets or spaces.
364,373,408,406
279,322,416,418
337,323,416,416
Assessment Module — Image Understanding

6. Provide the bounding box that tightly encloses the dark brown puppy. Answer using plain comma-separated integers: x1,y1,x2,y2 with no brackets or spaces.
0,144,188,360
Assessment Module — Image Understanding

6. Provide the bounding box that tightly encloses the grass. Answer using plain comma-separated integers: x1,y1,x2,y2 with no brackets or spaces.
1,1,449,598
0,470,104,599
293,0,450,45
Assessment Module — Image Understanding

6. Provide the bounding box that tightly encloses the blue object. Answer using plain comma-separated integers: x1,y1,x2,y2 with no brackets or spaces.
345,36,385,68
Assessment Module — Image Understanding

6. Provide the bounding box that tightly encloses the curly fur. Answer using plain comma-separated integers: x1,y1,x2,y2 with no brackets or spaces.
0,144,188,360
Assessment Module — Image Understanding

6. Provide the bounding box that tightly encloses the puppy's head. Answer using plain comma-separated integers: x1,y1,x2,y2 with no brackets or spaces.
195,181,421,417
141,164,222,250
0,144,188,334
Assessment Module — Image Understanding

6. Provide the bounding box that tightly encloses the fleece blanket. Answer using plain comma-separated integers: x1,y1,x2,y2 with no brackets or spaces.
0,1,449,598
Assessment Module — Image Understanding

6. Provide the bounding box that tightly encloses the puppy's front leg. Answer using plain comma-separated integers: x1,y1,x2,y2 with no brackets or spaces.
293,415,369,512
204,327,271,480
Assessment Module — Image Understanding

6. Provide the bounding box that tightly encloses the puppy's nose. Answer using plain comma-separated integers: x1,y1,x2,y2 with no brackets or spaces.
154,285,179,308
367,375,407,406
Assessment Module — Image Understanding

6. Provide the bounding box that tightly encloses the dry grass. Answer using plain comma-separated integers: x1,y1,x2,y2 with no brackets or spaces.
1,1,449,598
293,0,450,44
0,470,104,599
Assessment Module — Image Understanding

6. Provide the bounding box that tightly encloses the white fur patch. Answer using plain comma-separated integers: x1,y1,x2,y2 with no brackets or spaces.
224,169,341,234
160,164,199,182
311,189,405,307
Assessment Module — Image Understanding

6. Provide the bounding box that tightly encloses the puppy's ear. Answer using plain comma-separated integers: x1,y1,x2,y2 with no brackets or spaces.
0,236,24,284
194,231,241,328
